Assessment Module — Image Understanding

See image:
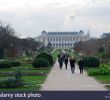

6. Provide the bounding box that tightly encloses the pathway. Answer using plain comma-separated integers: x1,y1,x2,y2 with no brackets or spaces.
41,61,107,91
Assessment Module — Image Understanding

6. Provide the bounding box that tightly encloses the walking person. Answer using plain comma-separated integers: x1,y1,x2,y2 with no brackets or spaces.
58,57,63,69
78,59,85,74
69,57,76,73
64,56,68,69
58,52,65,69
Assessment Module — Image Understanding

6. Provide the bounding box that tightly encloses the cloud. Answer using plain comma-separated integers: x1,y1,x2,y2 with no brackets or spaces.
0,0,110,38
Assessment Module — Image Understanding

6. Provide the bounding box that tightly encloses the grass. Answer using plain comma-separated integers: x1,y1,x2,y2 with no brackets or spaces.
23,76,47,84
85,64,110,90
94,75,110,84
0,64,49,91
0,64,50,76
0,76,47,91
22,69,49,73
85,67,100,73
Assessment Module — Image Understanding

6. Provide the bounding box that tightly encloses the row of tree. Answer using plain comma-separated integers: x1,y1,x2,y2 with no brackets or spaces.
0,21,43,59
74,36,110,58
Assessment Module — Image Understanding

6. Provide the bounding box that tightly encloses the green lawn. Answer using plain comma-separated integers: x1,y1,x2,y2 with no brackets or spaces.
85,64,110,90
94,75,110,84
85,67,100,73
93,75,110,90
0,64,50,76
0,64,50,91
0,76,47,91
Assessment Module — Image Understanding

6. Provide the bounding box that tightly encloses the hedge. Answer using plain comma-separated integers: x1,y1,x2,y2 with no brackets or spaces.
0,61,11,68
33,58,49,68
83,56,100,67
35,52,53,65
11,61,21,67
0,60,21,68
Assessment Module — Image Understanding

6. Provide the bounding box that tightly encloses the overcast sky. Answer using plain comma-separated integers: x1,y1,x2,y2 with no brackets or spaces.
0,0,110,38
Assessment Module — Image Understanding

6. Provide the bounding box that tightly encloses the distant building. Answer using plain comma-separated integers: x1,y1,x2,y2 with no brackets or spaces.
101,33,110,38
35,30,90,48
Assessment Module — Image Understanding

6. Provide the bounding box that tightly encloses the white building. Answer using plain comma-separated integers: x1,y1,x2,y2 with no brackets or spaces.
35,30,90,48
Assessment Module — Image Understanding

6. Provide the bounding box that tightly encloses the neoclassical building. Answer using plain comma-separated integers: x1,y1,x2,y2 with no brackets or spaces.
35,30,90,48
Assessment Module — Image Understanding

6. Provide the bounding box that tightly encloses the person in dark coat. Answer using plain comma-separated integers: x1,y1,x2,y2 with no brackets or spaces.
78,59,85,74
69,57,76,73
58,57,63,69
58,53,64,69
64,56,68,69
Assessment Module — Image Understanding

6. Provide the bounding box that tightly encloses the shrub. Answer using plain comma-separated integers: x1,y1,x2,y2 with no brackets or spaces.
33,58,49,68
11,61,21,67
83,56,100,67
0,61,11,68
88,65,110,76
36,52,53,65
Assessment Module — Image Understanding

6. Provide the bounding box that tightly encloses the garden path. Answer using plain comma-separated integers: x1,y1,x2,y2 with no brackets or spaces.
41,61,107,91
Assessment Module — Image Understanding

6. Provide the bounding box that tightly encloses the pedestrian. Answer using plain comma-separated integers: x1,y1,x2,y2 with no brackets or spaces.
78,59,85,74
69,57,76,73
58,52,64,69
64,56,68,69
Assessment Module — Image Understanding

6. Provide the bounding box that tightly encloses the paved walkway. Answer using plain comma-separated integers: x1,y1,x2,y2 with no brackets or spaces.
41,61,107,91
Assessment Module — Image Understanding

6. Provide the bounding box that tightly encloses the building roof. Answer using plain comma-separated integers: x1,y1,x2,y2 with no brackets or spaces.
47,32,79,35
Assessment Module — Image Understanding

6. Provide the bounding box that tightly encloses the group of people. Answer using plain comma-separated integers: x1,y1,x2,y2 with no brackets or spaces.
58,51,84,74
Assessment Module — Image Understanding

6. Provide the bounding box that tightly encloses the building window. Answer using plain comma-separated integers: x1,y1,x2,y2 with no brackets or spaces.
76,37,78,41
56,44,58,47
53,38,55,41
73,37,75,41
70,43,72,46
53,43,55,46
56,38,58,41
50,38,52,41
59,43,61,46
68,43,69,46
65,43,66,46
59,38,61,41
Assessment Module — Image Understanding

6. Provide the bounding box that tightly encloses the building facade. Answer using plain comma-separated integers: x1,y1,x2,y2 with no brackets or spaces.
101,32,110,38
35,30,90,48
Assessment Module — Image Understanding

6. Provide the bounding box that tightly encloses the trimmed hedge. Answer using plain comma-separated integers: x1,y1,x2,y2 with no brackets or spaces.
83,56,100,67
11,61,21,67
35,52,53,65
33,58,49,68
0,61,11,68
0,60,21,68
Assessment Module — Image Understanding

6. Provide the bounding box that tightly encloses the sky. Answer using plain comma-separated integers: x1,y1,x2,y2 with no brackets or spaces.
0,0,110,38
